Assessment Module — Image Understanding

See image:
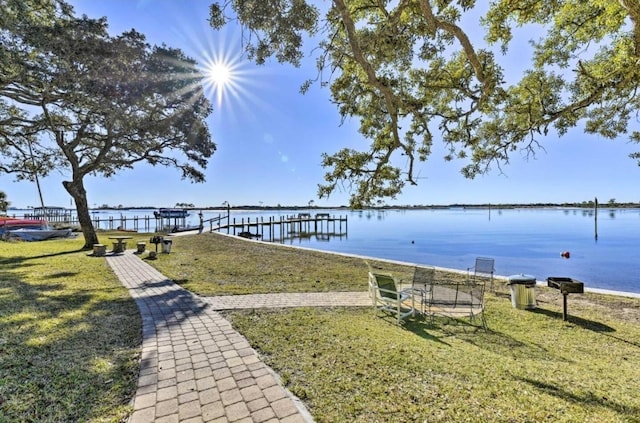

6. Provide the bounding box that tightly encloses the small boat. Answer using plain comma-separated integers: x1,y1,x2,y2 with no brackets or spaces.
1,217,74,241
116,226,138,233
153,208,190,218
5,227,74,241
169,225,201,233
237,231,262,239
0,218,47,234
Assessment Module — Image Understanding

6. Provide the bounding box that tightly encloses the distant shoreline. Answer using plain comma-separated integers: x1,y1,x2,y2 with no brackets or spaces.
7,201,640,212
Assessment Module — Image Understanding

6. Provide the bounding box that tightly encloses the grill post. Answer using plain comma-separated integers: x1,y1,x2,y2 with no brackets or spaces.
547,277,584,322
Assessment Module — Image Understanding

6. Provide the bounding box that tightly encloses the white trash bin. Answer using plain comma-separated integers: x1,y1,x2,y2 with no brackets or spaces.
508,274,537,309
161,239,173,253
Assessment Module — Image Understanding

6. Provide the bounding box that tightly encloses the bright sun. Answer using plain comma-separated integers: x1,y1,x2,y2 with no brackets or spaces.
200,55,242,107
207,62,232,87
195,31,251,111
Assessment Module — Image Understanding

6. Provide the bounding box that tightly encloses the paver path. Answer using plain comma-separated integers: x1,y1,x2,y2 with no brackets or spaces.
106,250,370,422
203,292,371,310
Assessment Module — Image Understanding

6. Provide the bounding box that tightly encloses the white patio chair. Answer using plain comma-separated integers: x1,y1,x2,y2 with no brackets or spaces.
368,271,416,325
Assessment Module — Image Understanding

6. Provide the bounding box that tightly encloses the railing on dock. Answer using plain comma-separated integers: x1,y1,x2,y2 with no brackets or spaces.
210,213,348,243
21,212,170,233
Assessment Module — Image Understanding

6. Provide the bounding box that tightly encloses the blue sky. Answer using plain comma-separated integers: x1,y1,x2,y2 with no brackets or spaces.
2,0,639,209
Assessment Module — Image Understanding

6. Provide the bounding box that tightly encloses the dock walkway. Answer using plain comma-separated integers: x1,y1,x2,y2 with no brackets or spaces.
105,250,370,422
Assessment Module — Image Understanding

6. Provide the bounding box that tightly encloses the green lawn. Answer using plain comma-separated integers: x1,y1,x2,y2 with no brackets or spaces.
0,235,141,423
226,306,640,422
151,232,640,422
2,231,639,422
149,232,429,294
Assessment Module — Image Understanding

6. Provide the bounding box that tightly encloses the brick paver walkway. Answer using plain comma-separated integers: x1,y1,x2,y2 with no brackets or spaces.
106,250,370,422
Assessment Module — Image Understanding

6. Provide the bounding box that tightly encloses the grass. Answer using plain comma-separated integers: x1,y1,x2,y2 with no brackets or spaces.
149,232,640,422
148,232,429,294
0,233,141,423
2,231,640,422
225,306,640,422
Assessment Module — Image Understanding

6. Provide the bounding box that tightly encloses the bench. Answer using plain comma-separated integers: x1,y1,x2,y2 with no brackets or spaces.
423,278,487,330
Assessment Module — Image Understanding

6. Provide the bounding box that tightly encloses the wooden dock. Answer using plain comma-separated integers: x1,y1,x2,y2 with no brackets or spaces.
21,212,174,233
210,213,348,243
15,211,348,241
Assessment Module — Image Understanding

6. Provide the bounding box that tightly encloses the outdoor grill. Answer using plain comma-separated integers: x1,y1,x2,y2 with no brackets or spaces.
547,277,584,321
149,236,164,253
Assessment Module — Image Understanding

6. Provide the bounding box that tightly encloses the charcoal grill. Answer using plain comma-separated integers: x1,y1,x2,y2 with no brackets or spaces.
547,277,584,321
149,236,164,253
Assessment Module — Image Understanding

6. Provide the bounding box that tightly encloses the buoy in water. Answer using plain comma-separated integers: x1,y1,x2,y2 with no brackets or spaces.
561,251,570,259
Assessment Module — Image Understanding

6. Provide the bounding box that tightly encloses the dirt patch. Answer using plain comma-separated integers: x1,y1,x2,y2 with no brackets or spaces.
532,288,640,324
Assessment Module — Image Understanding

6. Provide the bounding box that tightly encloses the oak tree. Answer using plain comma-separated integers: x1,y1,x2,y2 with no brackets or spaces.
210,0,640,207
0,190,9,212
1,0,215,247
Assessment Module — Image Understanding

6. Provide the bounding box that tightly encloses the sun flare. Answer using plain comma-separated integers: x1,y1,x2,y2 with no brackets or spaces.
189,25,264,120
207,62,232,87
199,53,244,107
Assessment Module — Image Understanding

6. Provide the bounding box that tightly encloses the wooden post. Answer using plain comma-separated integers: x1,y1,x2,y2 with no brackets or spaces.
594,197,598,241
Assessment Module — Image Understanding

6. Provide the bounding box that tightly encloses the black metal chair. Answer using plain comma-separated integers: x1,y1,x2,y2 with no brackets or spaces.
468,257,495,291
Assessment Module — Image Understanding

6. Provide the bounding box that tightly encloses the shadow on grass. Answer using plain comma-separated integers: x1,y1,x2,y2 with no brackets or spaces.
46,271,80,279
531,307,640,349
400,315,453,346
0,248,85,268
0,277,140,422
515,375,640,418
394,312,528,354
401,311,577,363
0,275,124,322
530,307,616,332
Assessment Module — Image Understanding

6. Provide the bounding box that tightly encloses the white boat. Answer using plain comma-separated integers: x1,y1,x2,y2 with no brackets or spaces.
5,226,74,241
154,208,190,218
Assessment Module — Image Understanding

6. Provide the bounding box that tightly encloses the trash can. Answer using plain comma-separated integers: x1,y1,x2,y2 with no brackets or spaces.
508,274,537,309
161,239,173,253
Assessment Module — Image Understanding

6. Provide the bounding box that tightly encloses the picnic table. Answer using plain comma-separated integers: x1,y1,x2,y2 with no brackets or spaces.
108,236,133,253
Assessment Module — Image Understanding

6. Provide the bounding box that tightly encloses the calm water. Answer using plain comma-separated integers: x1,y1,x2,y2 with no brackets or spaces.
10,207,640,294
205,207,640,294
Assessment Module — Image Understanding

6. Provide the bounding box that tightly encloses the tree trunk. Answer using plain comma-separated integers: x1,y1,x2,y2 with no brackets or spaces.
63,179,99,249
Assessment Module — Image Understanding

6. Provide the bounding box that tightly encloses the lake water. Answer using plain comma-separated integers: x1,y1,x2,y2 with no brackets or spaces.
9,207,640,294
203,207,640,295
